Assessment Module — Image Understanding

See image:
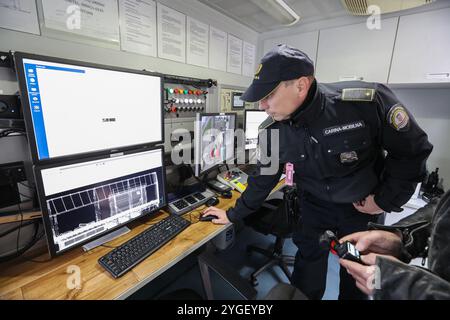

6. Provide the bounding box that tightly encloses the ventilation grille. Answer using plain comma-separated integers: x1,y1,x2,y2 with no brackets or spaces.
341,0,435,16
342,0,369,15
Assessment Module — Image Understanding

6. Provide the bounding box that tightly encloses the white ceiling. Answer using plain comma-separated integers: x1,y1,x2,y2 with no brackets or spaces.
198,0,350,33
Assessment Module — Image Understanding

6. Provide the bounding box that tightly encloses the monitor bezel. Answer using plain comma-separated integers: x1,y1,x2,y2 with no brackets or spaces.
14,51,165,165
34,145,168,257
194,112,237,177
244,109,268,150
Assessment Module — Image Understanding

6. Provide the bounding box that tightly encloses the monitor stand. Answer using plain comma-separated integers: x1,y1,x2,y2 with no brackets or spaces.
82,226,131,252
216,167,248,193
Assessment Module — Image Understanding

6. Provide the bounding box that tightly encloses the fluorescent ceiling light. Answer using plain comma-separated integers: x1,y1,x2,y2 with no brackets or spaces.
250,0,300,26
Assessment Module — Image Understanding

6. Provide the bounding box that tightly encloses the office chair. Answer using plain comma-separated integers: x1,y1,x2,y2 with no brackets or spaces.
243,186,299,286
197,251,307,300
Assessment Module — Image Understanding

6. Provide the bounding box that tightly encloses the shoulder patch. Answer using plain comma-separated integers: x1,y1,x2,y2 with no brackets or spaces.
387,103,410,131
258,115,275,131
341,88,375,102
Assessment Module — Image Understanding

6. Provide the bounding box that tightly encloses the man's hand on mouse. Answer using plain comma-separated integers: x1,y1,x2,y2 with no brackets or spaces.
202,207,230,224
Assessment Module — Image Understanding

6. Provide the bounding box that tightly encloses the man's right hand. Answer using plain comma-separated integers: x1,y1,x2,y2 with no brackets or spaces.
339,230,403,257
202,207,230,224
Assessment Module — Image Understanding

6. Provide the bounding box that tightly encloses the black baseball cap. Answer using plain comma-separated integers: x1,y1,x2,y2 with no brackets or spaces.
241,44,315,102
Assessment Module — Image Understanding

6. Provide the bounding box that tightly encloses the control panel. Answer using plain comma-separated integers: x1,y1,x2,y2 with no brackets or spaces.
220,88,254,113
163,75,217,153
164,75,216,119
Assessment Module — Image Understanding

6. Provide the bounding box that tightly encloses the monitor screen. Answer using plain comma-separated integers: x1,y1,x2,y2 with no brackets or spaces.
35,147,166,256
15,53,163,163
244,110,268,150
231,92,244,109
194,113,236,176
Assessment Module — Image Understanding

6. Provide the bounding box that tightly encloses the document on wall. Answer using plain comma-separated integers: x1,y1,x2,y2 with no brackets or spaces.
0,0,40,35
41,0,120,43
119,0,157,57
242,41,256,77
209,26,227,71
157,3,186,63
227,34,243,75
186,17,209,68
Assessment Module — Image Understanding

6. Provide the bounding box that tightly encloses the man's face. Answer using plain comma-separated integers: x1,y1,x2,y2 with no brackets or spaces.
258,78,308,121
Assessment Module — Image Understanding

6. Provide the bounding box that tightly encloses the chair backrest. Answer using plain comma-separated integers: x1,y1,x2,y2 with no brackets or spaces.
243,196,298,238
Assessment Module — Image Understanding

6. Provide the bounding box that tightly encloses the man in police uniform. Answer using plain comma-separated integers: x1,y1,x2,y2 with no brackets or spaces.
202,44,433,299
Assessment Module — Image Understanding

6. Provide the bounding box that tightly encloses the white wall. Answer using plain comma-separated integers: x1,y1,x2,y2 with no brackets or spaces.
393,88,450,190
0,0,258,88
0,0,259,163
257,1,450,60
257,2,450,190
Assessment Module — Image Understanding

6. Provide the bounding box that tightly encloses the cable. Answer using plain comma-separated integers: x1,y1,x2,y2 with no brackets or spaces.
0,183,41,263
0,219,36,238
17,181,31,188
0,217,41,263
15,202,23,260
20,232,52,263
0,128,26,138
18,191,33,200
184,207,205,224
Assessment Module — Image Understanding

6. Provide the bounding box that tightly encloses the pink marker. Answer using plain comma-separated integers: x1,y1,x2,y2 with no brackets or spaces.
285,162,294,186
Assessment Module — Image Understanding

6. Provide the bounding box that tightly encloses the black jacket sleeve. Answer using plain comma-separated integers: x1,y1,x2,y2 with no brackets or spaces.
226,167,282,222
227,126,283,222
368,196,438,262
374,256,450,300
373,83,433,212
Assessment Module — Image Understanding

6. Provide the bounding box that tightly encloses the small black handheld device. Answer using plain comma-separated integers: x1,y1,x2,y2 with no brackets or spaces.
207,179,232,193
319,230,363,264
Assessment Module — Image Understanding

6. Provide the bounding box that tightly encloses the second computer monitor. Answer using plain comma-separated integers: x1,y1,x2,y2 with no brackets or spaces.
34,146,167,256
194,113,236,177
244,110,269,150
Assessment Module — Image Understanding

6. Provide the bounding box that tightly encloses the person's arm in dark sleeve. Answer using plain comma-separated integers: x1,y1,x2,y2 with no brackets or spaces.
226,166,282,222
374,256,450,300
373,83,433,212
227,124,283,222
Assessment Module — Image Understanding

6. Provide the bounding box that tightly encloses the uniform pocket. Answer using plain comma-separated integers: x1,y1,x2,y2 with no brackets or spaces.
320,129,373,176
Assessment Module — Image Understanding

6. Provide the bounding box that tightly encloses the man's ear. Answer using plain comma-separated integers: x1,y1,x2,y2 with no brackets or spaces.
296,77,308,96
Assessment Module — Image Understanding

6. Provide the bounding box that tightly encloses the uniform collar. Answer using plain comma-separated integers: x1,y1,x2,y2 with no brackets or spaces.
283,80,324,127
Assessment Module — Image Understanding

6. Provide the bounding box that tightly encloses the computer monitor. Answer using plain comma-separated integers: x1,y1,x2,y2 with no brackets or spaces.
244,110,269,150
231,92,244,109
14,52,163,163
194,113,236,177
34,146,167,256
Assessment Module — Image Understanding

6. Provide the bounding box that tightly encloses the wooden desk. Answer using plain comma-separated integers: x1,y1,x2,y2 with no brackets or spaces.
0,180,285,300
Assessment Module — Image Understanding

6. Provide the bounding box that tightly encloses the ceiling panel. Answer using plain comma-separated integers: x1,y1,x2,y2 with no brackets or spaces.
198,0,348,32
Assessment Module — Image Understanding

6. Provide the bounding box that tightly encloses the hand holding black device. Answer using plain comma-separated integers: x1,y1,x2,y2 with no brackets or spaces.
319,230,364,264
199,214,219,222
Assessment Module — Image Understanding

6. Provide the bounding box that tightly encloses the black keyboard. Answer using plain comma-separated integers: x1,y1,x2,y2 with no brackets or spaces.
98,214,191,278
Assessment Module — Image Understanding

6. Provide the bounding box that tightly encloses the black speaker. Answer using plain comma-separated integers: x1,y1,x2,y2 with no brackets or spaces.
0,95,21,119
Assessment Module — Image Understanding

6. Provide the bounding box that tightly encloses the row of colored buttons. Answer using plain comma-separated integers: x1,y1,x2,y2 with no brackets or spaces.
165,106,204,113
165,88,204,95
172,98,205,104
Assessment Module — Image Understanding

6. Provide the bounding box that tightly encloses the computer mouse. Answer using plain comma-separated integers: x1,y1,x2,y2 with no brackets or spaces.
199,214,219,222
221,190,232,199
205,196,219,207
